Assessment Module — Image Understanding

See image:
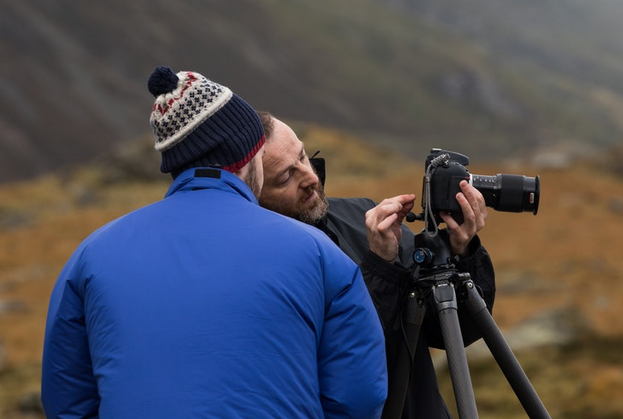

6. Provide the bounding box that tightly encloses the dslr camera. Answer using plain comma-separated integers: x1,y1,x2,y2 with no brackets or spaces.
421,148,540,220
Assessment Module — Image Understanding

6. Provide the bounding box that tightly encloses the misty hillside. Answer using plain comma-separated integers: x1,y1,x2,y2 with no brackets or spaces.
3,0,623,183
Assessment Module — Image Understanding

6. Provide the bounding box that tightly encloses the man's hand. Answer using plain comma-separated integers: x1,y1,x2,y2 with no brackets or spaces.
365,194,416,263
439,180,488,257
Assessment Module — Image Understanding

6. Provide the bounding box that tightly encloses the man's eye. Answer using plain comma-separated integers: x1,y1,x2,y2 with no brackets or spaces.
278,173,291,185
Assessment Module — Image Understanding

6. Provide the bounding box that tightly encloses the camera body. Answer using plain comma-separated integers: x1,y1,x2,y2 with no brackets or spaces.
423,148,540,217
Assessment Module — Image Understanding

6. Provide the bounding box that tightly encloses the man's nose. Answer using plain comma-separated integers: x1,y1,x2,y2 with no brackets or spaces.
300,163,319,188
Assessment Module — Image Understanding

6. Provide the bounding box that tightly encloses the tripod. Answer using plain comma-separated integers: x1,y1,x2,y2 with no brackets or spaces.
386,228,551,419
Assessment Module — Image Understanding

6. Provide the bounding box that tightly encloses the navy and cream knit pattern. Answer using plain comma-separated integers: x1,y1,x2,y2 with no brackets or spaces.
148,66,265,175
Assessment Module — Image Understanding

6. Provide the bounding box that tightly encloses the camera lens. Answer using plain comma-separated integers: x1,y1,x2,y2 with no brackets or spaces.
471,174,540,214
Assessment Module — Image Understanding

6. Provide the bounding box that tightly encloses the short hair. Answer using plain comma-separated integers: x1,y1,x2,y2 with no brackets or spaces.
257,111,274,140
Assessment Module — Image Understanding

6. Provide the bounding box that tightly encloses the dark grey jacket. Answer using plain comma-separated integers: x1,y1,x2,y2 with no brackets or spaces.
315,197,496,419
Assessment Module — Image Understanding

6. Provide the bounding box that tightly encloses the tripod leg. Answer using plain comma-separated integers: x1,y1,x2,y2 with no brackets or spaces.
463,280,552,419
433,280,479,419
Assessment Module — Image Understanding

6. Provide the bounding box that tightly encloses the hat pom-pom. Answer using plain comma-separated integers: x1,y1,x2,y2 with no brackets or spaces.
148,66,179,97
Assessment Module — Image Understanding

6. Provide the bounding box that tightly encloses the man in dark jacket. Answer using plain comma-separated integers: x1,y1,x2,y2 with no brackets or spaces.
257,111,495,419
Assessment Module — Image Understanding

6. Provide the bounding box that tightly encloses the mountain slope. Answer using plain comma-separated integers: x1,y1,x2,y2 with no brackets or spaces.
2,0,623,183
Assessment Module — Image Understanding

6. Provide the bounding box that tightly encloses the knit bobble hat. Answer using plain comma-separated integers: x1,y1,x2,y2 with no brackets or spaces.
147,66,265,175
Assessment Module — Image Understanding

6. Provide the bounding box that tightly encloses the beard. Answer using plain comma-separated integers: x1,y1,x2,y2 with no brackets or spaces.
298,185,329,225
260,183,329,225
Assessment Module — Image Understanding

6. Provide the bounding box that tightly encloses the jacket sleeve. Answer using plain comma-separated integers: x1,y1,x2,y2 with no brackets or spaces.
360,250,411,331
317,245,388,419
41,253,100,419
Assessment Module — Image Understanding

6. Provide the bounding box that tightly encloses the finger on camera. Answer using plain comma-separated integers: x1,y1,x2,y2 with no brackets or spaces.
460,181,486,209
377,195,415,217
384,194,415,209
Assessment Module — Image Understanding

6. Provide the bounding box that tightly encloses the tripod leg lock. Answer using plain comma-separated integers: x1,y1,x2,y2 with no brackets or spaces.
433,281,458,312
464,279,488,314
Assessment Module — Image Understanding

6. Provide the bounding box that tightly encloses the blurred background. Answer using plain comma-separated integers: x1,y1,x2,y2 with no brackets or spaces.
1,0,623,417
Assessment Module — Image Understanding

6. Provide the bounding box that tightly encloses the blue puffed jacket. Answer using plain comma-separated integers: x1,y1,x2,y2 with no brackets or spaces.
41,168,387,419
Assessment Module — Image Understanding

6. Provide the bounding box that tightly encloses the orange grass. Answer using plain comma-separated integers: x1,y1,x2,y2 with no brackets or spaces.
1,126,622,417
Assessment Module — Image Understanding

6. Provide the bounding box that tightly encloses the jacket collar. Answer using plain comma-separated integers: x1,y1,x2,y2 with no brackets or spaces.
164,167,258,205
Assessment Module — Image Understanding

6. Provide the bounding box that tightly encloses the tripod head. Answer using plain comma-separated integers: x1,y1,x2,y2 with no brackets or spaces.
406,190,460,281
412,228,457,277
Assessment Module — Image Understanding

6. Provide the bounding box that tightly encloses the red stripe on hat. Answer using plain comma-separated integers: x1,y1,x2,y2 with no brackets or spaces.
222,135,266,173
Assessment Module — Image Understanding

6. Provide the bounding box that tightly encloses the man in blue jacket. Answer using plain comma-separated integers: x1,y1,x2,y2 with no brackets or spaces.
41,67,387,419
257,111,495,419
